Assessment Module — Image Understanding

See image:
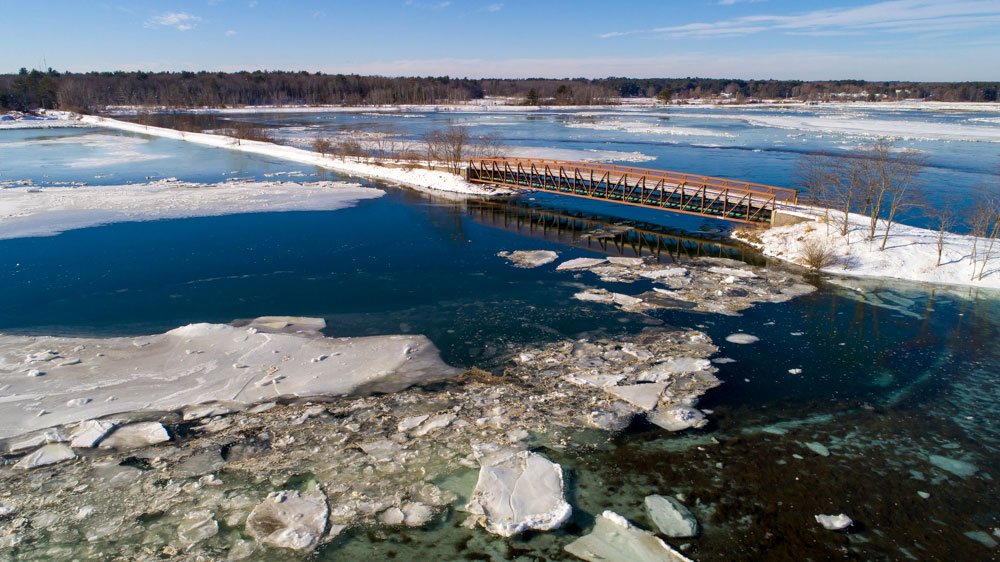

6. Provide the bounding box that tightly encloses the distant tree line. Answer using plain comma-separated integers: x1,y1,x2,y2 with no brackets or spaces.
2,67,998,112
599,77,1000,103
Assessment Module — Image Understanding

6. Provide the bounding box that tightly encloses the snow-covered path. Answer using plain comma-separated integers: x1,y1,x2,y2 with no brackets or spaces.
79,115,510,197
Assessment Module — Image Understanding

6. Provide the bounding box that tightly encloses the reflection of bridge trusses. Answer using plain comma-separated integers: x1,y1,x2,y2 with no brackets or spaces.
467,158,799,225
465,199,762,264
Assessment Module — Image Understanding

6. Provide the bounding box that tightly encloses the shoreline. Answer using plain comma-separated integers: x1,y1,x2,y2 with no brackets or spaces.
96,99,1000,115
77,115,511,197
735,209,1000,291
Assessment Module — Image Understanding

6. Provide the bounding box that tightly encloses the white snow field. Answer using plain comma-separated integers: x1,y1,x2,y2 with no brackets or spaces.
565,119,735,138
735,210,1000,290
743,115,1000,143
0,178,382,239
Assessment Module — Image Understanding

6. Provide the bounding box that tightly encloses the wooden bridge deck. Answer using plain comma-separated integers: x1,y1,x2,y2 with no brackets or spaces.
466,158,798,224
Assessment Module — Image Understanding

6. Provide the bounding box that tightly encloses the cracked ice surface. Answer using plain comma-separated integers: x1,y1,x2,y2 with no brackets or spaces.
0,322,721,559
0,317,457,439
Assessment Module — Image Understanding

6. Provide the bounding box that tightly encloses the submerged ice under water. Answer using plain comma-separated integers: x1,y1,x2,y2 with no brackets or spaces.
2,113,1000,561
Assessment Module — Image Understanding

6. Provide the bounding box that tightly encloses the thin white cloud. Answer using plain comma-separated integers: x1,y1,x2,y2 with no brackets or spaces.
718,0,765,5
603,0,1000,39
225,29,237,36
145,12,201,31
486,3,503,12
405,0,452,9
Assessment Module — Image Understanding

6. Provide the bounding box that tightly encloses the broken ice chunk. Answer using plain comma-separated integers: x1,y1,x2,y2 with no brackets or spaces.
466,450,571,537
246,489,329,550
99,422,170,449
725,333,759,344
14,443,75,470
814,513,852,531
565,511,693,562
69,419,116,448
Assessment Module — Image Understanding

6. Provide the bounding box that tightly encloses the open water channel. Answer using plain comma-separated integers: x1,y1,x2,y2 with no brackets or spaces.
1,104,999,561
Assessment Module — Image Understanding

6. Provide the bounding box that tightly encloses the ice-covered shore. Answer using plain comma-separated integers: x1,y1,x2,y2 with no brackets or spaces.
0,316,724,559
0,178,381,239
734,210,1000,290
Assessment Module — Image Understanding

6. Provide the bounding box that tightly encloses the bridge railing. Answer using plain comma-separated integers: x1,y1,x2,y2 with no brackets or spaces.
467,157,798,204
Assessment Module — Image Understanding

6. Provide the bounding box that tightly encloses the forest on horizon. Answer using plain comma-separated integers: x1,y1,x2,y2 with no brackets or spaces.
2,68,998,112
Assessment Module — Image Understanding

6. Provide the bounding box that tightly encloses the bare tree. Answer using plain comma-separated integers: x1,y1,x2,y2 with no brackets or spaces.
793,151,839,235
847,139,925,247
338,139,364,163
934,200,955,267
473,131,505,160
970,180,1000,281
442,127,470,174
370,125,399,161
422,129,444,170
879,149,925,250
856,139,891,241
829,155,864,238
420,127,470,174
311,137,332,156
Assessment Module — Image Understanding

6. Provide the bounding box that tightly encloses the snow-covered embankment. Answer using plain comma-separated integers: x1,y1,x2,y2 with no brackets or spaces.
734,210,1000,290
79,115,509,197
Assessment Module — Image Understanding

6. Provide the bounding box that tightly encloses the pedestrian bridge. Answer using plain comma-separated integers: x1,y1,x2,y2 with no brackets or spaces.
466,158,798,224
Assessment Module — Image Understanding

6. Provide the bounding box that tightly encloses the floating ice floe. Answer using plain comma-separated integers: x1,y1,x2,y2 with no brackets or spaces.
498,250,560,268
928,455,978,477
0,317,457,439
645,494,700,538
557,257,607,270
804,442,831,457
0,179,383,240
177,510,219,545
565,511,694,562
725,333,759,344
465,450,571,537
565,256,814,316
965,531,998,548
246,489,331,550
815,513,853,531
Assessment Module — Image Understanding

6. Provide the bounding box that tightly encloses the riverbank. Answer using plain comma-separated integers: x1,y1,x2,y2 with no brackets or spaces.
735,209,1000,290
76,115,509,197
92,99,1000,115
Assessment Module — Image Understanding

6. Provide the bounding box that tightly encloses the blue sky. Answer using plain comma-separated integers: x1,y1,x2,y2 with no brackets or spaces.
3,0,998,80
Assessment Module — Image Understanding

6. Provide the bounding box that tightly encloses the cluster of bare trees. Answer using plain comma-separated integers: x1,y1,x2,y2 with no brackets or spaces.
969,175,1000,281
796,139,925,249
420,128,504,173
796,143,1000,280
793,138,924,275
310,126,504,173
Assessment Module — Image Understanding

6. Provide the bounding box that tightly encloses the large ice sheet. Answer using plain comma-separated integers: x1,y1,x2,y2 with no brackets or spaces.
0,319,458,439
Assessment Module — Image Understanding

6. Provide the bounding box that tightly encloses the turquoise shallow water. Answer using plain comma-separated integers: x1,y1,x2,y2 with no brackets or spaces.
2,115,999,560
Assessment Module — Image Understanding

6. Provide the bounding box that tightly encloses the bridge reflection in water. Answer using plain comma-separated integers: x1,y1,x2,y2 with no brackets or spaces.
464,198,764,265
